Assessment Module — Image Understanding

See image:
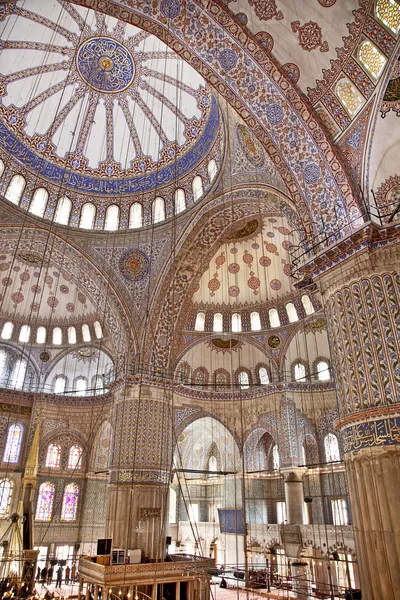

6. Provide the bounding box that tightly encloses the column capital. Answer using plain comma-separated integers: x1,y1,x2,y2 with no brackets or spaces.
280,467,307,483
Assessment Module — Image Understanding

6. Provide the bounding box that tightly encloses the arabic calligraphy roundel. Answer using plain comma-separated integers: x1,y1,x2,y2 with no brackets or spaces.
76,37,135,93
119,249,150,282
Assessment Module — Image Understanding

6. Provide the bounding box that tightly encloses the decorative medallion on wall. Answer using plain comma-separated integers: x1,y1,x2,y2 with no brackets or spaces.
236,125,265,167
209,338,244,354
254,31,274,52
291,21,329,53
39,351,51,363
305,318,326,331
76,37,136,93
268,334,281,348
247,0,283,21
119,249,150,282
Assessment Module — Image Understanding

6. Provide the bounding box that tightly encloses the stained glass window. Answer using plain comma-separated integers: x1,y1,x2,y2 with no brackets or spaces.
60,483,79,522
250,311,261,331
272,445,280,470
317,360,331,381
79,203,96,229
68,446,82,470
174,188,186,214
5,174,26,205
269,308,280,328
232,313,242,332
301,295,315,315
259,367,269,385
54,196,72,225
45,444,61,468
11,359,27,389
325,433,340,463
153,197,165,223
238,371,249,389
29,188,48,218
358,41,386,80
35,482,55,521
36,326,46,344
94,321,103,339
194,312,205,331
82,324,91,342
376,0,400,35
0,479,14,518
68,326,76,344
54,376,66,394
213,313,223,332
286,302,299,323
19,325,31,343
52,327,62,345
294,362,306,382
75,377,87,396
3,424,23,463
336,79,364,116
192,176,203,201
129,202,142,228
1,321,13,340
208,159,218,183
104,204,119,231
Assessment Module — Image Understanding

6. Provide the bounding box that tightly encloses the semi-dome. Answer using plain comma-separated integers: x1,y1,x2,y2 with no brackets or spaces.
0,0,223,229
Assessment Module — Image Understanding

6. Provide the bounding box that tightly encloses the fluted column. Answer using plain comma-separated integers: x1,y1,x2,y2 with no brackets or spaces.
106,382,173,559
315,229,400,600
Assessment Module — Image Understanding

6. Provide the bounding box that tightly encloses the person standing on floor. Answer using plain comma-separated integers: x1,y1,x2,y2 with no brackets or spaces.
47,566,53,585
55,566,63,588
65,565,70,585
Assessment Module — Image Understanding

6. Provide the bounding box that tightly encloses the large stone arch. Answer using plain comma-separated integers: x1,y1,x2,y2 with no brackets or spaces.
69,0,360,230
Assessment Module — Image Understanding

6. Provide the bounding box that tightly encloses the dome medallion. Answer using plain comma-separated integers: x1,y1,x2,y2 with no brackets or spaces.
76,37,136,93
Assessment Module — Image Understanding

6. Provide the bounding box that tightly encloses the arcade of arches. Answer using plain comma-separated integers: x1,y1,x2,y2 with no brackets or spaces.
0,1,399,600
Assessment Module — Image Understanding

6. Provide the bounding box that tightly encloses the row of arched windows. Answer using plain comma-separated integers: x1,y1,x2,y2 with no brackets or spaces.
0,159,219,230
259,433,340,472
35,482,79,522
0,350,35,391
45,444,82,470
335,1,400,117
194,296,315,332
53,374,104,396
1,321,103,345
293,360,331,383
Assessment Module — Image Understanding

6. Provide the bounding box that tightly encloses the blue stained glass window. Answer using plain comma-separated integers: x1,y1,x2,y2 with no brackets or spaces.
3,424,23,463
0,479,14,518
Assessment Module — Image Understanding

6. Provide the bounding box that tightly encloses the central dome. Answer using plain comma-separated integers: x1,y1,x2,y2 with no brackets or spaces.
0,0,222,211
76,37,136,93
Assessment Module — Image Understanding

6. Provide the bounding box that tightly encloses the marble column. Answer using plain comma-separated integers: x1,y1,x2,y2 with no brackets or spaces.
106,382,173,560
314,230,400,600
282,468,307,525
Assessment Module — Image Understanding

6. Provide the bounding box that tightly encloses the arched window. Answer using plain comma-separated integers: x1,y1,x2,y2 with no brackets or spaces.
93,374,104,395
36,326,46,344
68,446,82,470
213,313,223,332
294,362,306,382
19,325,31,343
11,359,27,390
0,479,14,518
269,308,280,328
94,321,103,339
61,483,79,521
336,79,364,116
82,324,91,342
0,159,4,178
238,371,249,389
375,0,400,34
301,295,315,315
169,488,177,524
317,360,330,381
35,482,55,521
259,366,269,385
45,444,61,468
3,424,23,463
232,313,242,332
29,188,48,218
286,302,299,323
174,188,186,214
52,327,62,345
68,326,76,344
1,322,13,340
209,455,218,473
75,377,87,396
79,203,96,229
250,311,261,331
358,40,386,80
272,445,280,470
104,204,119,231
325,433,340,463
5,174,26,205
192,176,203,201
208,159,218,183
54,196,72,225
194,312,205,331
0,349,7,382
129,202,142,228
54,376,66,394
152,197,165,223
